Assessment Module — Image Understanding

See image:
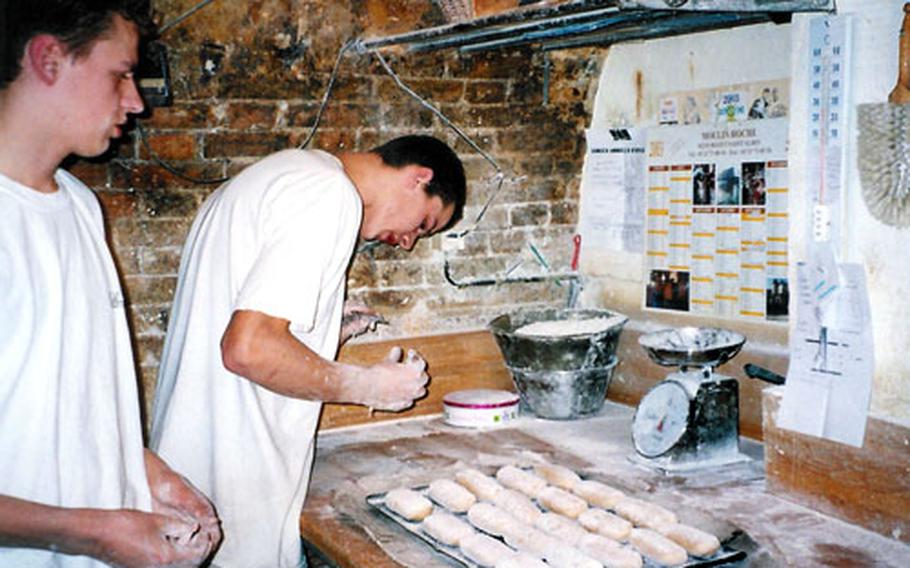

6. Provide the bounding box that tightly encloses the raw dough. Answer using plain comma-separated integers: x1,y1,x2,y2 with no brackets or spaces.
493,487,542,525
578,507,632,541
384,488,433,522
460,532,515,567
495,465,547,498
533,512,589,545
572,479,626,509
656,523,721,557
538,486,588,519
544,543,602,568
577,533,644,568
495,552,549,568
628,528,689,566
613,497,678,529
456,468,504,502
504,526,559,558
466,502,523,538
421,510,475,546
533,462,581,490
514,316,625,337
427,478,477,513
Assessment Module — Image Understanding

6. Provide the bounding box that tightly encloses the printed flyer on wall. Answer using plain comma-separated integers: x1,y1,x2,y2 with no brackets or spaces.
643,117,789,322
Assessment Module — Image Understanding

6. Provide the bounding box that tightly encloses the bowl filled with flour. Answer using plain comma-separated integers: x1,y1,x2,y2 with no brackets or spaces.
488,308,628,419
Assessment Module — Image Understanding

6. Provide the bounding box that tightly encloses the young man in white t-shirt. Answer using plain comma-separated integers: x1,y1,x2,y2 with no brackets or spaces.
0,1,221,566
150,135,467,567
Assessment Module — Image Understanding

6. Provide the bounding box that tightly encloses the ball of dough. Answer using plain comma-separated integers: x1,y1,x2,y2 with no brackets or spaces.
578,507,632,541
460,532,514,567
495,465,547,498
533,462,582,490
456,468,504,502
493,488,542,525
577,533,643,568
533,512,589,545
543,543,602,568
628,528,689,566
656,522,720,557
613,497,678,529
538,486,589,519
572,479,626,509
467,502,523,538
421,509,475,547
428,478,477,513
384,488,433,522
495,552,549,568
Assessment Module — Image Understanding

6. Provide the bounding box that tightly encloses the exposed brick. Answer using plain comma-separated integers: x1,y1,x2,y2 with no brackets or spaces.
138,132,197,161
224,101,280,130
139,247,183,276
139,219,194,248
347,254,379,289
322,102,382,129
135,336,165,368
205,132,292,158
130,305,171,337
376,77,465,104
67,161,110,187
375,260,424,287
111,161,229,190
454,50,534,80
510,203,549,226
97,190,139,220
550,200,578,225
143,102,214,129
111,245,141,275
123,275,178,305
496,125,577,153
466,81,507,104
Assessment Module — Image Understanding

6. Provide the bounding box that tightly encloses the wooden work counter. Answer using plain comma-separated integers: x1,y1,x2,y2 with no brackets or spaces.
299,401,909,567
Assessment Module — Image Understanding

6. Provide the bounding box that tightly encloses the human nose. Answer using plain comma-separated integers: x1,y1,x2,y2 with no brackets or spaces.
122,78,144,115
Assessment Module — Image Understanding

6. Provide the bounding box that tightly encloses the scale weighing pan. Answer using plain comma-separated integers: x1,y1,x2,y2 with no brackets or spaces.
639,327,745,369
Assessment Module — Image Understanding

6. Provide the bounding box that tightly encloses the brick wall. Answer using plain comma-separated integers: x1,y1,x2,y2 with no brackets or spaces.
68,0,603,422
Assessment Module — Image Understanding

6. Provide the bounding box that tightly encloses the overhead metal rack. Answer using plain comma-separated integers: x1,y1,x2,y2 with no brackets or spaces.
359,0,835,53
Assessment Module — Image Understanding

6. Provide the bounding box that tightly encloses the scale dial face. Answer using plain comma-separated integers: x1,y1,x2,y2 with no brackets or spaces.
632,380,691,458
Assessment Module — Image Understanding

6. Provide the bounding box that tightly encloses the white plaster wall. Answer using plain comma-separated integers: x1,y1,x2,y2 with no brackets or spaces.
582,2,909,423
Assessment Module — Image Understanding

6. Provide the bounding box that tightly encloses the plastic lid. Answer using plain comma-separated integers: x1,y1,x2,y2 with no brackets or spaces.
443,389,520,409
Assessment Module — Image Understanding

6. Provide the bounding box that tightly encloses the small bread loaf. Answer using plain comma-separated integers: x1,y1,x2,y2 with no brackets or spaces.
533,462,581,490
572,479,626,509
537,486,588,519
421,510,475,546
493,488,542,525
428,478,477,513
495,465,548,498
495,552,549,568
467,502,522,538
384,488,433,521
613,497,678,529
504,526,559,558
533,512,589,545
456,468,504,502
628,528,689,566
544,543,602,568
578,508,632,541
656,523,721,557
460,532,514,567
577,533,643,568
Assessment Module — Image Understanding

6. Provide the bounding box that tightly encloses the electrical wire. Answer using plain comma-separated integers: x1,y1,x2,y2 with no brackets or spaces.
158,0,220,35
298,39,360,149
135,122,230,185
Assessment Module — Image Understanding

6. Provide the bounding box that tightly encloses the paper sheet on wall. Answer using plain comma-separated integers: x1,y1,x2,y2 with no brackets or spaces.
778,261,873,447
578,128,646,253
643,118,790,322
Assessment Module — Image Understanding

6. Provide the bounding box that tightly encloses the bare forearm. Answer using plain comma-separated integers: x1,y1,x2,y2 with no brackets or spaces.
0,495,98,557
221,310,361,402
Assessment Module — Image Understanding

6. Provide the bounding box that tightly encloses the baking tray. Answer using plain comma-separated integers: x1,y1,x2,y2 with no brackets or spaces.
367,486,755,567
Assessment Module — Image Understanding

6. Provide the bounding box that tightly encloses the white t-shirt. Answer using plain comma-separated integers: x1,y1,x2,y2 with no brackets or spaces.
0,170,152,567
150,149,363,568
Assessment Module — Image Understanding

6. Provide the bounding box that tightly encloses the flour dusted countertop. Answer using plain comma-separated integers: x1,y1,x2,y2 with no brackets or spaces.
300,401,910,567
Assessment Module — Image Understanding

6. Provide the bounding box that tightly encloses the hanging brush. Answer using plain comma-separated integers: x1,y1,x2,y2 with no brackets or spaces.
856,3,910,228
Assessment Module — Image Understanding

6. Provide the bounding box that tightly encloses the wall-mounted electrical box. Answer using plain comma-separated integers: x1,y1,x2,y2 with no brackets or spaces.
138,41,172,107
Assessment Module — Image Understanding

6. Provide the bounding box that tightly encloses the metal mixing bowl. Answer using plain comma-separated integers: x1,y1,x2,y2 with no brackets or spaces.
489,307,628,371
507,358,618,420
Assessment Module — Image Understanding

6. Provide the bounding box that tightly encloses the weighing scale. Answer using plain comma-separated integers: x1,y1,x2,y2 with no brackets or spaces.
631,327,753,473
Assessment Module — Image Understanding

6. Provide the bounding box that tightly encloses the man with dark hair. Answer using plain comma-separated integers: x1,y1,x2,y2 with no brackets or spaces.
0,1,221,565
150,135,467,567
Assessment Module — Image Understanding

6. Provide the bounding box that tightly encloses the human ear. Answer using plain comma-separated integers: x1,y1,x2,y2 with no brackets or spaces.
414,166,434,189
26,34,67,85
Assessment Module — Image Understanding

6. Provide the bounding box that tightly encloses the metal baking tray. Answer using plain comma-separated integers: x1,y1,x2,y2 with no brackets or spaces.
367,485,755,567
